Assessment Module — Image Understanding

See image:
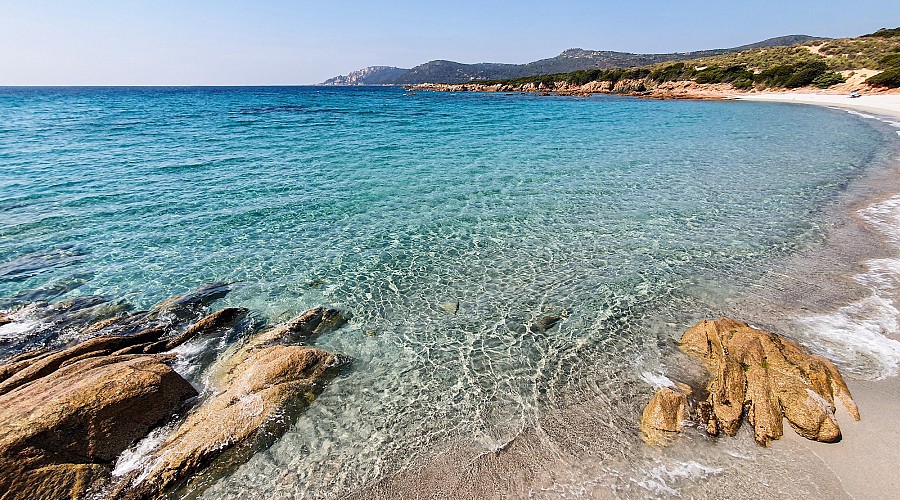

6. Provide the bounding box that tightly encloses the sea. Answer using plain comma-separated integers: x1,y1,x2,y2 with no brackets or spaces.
1,86,899,498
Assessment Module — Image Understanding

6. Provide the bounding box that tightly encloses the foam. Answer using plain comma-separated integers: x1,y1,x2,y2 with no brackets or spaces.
843,109,878,120
639,371,675,389
635,461,724,496
0,320,42,341
111,424,172,478
796,194,900,379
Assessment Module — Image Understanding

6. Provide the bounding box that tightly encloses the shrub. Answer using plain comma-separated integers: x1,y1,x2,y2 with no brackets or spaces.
732,77,754,89
866,67,900,87
878,53,900,68
811,72,845,88
862,27,900,38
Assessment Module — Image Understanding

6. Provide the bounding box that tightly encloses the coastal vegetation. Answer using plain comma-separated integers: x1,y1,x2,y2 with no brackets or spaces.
459,28,900,91
866,49,900,87
322,35,824,86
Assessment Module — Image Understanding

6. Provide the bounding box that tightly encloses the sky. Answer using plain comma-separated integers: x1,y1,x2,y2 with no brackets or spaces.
1,1,899,85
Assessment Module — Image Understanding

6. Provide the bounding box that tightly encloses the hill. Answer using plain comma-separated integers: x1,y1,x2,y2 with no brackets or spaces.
320,35,824,85
408,28,900,96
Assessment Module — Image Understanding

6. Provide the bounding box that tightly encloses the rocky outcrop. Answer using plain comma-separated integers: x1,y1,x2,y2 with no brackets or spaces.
0,284,346,500
321,66,410,86
115,307,346,499
639,383,692,445
683,318,859,445
0,354,196,499
407,80,738,99
641,318,860,447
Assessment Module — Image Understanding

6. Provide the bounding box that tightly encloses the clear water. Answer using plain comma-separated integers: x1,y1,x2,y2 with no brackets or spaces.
0,87,890,497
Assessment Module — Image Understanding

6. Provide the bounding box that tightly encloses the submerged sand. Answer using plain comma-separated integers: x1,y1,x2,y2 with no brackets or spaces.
340,93,900,499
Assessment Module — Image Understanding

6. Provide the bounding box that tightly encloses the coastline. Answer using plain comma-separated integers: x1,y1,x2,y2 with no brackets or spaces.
726,93,900,499
2,87,900,498
733,92,900,120
390,88,900,498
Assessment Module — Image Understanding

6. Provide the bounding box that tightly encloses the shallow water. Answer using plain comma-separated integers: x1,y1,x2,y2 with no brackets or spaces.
0,87,895,498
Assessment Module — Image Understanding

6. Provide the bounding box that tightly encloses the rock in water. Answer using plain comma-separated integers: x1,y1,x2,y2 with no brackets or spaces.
439,300,459,315
148,282,232,320
0,354,197,499
679,317,859,446
163,307,249,350
116,308,345,499
640,383,692,445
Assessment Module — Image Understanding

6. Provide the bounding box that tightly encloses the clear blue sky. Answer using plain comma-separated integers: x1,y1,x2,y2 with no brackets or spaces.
2,0,899,85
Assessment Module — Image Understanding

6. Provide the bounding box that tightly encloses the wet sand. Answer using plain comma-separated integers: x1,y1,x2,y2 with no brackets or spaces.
782,377,900,499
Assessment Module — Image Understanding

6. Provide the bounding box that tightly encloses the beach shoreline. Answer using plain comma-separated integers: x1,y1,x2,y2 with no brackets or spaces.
733,92,900,120
2,87,899,498
725,93,900,499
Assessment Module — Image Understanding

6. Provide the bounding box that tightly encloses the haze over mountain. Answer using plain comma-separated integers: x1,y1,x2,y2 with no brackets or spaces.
322,35,823,85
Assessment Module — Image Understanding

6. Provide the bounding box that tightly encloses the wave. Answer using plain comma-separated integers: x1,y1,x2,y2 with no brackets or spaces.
796,194,900,379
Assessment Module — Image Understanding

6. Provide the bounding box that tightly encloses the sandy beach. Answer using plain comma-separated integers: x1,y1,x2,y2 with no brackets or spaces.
732,92,900,499
735,92,900,120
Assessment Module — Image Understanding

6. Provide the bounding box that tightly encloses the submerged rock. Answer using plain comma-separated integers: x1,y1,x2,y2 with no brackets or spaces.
0,354,196,499
641,317,860,447
149,282,232,321
528,308,569,334
116,308,346,499
439,300,459,315
0,283,237,359
162,307,249,351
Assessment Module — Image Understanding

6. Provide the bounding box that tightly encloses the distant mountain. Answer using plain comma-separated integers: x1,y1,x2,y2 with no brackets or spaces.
321,35,824,85
321,66,409,85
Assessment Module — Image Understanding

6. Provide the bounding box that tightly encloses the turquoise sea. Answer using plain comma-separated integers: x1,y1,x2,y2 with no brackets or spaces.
0,87,896,497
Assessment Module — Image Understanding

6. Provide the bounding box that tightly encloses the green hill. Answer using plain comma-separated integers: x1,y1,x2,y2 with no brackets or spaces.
471,28,900,90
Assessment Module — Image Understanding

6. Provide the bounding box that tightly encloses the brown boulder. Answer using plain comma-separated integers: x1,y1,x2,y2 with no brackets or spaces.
0,354,197,499
680,318,859,445
0,327,167,395
640,383,692,445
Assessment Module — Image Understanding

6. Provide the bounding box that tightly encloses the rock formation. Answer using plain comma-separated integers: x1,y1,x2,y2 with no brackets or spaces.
0,284,347,499
114,306,346,499
641,318,860,446
639,383,692,445
0,354,196,499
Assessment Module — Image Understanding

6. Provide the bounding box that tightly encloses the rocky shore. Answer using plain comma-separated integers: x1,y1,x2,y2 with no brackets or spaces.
0,283,868,499
641,318,860,447
0,284,348,499
407,79,900,100
408,80,738,99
